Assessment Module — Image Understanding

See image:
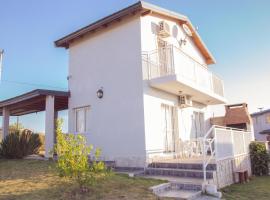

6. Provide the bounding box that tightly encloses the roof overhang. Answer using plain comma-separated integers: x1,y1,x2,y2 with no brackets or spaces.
0,89,70,116
54,1,216,64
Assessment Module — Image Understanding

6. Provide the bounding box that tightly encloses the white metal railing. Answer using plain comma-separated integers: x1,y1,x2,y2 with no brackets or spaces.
142,45,224,97
203,125,252,182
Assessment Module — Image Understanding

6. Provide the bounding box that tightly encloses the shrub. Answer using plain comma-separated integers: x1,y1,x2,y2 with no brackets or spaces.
54,120,109,190
0,129,42,159
250,142,270,176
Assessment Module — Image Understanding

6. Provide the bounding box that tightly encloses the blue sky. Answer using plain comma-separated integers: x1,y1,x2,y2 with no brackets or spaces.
0,0,270,132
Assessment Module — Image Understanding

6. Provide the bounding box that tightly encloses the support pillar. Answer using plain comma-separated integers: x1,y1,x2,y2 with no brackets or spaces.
2,107,10,140
45,95,55,158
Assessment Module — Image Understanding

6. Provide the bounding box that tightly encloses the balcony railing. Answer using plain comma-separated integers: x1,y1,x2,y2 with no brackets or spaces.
142,45,225,97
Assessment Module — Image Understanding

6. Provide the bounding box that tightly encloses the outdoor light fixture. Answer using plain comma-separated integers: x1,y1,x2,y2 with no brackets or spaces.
97,87,104,99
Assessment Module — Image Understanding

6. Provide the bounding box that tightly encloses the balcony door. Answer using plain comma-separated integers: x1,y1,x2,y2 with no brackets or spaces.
158,39,173,76
161,104,178,153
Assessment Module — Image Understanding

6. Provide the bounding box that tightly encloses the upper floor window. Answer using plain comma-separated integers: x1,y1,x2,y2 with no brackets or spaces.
74,106,90,133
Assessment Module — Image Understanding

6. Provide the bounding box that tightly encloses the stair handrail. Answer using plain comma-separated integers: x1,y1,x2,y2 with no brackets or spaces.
203,125,216,183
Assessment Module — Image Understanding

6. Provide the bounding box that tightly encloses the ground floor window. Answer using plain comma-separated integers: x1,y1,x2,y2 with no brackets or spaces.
74,106,90,133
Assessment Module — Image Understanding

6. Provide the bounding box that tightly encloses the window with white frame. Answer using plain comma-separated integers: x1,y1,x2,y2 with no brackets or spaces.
74,106,90,133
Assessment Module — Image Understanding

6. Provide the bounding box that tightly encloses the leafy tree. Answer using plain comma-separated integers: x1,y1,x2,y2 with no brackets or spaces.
250,142,270,176
54,120,109,191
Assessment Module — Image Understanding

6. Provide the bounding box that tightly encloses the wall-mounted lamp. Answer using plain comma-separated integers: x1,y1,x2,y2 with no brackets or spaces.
97,87,104,99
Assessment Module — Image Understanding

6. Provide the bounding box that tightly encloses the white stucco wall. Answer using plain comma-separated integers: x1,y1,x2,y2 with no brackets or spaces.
68,16,146,167
140,13,207,65
67,12,222,166
140,14,214,154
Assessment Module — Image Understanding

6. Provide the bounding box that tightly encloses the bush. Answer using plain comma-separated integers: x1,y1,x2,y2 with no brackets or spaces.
54,120,109,190
250,142,270,176
0,129,42,159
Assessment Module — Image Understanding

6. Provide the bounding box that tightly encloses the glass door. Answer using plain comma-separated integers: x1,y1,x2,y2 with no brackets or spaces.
161,104,178,153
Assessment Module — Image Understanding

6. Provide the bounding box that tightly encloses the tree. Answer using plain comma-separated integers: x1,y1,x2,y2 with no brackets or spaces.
54,119,109,191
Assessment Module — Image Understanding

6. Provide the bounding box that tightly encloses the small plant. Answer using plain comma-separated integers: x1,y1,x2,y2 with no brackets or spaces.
54,120,109,191
250,142,270,176
0,129,42,159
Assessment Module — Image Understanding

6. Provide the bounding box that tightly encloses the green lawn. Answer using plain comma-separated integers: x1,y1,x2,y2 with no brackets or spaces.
222,176,270,200
1,159,270,200
0,159,165,200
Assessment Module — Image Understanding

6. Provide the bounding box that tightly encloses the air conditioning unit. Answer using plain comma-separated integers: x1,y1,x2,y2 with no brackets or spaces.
158,21,170,38
178,95,192,108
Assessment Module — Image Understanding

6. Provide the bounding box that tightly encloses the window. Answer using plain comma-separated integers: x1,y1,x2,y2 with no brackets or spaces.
74,106,90,133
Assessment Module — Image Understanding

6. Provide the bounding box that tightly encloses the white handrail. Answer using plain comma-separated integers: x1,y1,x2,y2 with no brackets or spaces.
203,125,216,182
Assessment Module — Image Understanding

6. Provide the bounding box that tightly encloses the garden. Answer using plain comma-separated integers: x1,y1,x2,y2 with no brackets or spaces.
0,122,269,200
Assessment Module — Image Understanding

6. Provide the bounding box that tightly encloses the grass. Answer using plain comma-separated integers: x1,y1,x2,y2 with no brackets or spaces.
222,176,270,200
0,159,166,200
2,159,270,200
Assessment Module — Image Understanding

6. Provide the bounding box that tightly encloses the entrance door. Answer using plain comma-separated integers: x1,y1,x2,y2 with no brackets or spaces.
193,111,205,138
161,104,178,153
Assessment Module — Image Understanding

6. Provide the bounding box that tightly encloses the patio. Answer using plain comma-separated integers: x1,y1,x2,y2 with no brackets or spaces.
0,89,69,157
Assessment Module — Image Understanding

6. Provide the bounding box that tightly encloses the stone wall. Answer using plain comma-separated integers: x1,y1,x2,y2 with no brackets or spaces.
215,154,251,188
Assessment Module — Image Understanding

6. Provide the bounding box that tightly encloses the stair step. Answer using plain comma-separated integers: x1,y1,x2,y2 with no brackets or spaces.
158,189,202,200
148,162,216,171
143,175,213,185
145,167,214,179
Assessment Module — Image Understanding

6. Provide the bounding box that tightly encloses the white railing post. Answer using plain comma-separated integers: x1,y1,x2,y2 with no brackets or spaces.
146,54,151,80
230,129,234,157
210,72,214,93
242,132,246,154
170,46,175,75
214,127,217,160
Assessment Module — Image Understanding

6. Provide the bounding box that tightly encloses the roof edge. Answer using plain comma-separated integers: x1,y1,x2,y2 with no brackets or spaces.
54,0,216,64
55,1,143,48
0,89,70,108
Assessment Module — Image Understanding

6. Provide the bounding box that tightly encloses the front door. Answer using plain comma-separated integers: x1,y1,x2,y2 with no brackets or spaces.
161,104,178,153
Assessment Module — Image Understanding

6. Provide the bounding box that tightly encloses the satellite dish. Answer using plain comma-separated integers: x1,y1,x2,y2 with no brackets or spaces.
182,24,193,37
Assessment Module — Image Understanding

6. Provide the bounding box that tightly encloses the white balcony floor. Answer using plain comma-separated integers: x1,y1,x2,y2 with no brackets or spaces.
149,74,227,105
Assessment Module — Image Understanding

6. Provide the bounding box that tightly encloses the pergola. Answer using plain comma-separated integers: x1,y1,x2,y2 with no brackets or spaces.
0,89,69,157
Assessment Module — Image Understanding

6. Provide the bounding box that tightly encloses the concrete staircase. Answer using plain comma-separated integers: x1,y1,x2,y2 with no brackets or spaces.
145,162,218,199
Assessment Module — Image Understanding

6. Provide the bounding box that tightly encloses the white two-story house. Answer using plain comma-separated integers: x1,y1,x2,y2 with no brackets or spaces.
0,1,253,189
54,1,227,168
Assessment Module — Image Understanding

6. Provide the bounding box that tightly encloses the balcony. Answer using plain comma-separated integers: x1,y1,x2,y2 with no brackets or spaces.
142,45,226,105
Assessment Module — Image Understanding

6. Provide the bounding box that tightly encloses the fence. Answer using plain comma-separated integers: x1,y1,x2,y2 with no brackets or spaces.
203,125,252,182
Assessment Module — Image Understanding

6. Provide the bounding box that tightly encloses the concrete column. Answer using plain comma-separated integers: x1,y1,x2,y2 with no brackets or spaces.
45,95,55,158
2,107,10,140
